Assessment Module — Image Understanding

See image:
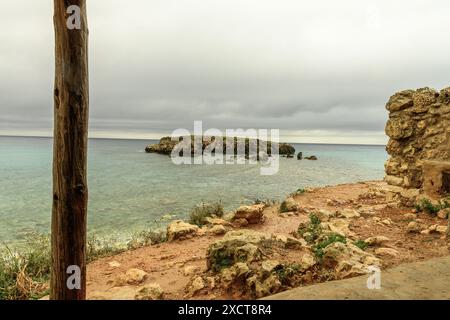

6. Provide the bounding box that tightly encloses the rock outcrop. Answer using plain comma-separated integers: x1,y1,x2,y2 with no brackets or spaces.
166,220,199,242
233,204,265,225
322,242,381,279
145,136,296,157
384,87,450,198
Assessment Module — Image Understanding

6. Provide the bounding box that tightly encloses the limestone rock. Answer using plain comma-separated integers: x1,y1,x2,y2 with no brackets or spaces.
403,213,417,220
234,204,265,224
280,198,300,213
322,242,381,279
315,209,335,222
125,268,148,285
320,218,354,237
407,221,421,233
115,268,148,286
275,234,306,249
108,261,121,268
438,208,450,220
167,220,199,242
205,217,232,226
183,265,201,276
135,284,164,300
364,236,391,247
375,248,399,258
220,262,250,283
186,276,205,297
380,218,393,226
337,209,360,219
253,274,282,298
428,225,448,234
208,225,227,235
299,253,316,271
206,230,272,271
261,260,281,274
385,87,450,192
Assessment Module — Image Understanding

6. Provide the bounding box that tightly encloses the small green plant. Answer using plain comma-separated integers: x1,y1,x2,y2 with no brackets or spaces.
279,200,290,213
354,240,368,251
275,264,301,285
127,229,166,250
296,188,307,194
297,213,322,244
209,249,234,272
313,234,347,259
0,233,51,300
87,234,126,262
415,198,450,216
188,202,224,226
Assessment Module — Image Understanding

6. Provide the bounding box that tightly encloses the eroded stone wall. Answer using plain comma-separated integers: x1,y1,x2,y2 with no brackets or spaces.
385,87,450,195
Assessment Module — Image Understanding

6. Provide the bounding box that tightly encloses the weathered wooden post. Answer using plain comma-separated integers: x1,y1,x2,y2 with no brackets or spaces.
51,0,89,300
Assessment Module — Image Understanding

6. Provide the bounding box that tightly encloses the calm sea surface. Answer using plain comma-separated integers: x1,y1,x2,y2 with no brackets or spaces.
0,136,387,242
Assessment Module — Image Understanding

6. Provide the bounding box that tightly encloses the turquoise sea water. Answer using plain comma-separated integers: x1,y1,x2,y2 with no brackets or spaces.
0,136,387,242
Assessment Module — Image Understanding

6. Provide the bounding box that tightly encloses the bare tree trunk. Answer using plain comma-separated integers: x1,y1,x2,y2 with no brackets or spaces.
51,0,89,300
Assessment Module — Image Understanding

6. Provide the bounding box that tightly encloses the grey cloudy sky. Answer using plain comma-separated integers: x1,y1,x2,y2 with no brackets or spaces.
1,0,450,144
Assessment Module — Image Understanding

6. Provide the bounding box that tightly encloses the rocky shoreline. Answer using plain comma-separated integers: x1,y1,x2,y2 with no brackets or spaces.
85,180,450,300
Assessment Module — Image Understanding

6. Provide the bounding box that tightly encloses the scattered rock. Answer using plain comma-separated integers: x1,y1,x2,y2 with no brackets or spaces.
233,218,249,228
167,220,199,242
249,274,282,299
125,268,148,285
407,221,421,233
278,234,307,249
206,230,273,271
299,253,316,271
205,217,232,226
234,204,265,224
380,218,393,226
375,248,399,258
115,268,148,286
186,276,205,297
208,225,227,235
183,265,201,276
280,198,300,213
297,152,303,160
364,236,391,247
279,143,296,156
428,225,448,234
337,209,360,219
220,262,250,283
322,242,381,279
315,209,335,222
135,284,164,300
320,219,354,237
305,156,318,160
261,260,281,274
108,261,121,268
403,213,417,220
438,208,450,220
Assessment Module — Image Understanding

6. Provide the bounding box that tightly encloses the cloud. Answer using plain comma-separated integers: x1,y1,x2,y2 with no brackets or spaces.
1,0,450,144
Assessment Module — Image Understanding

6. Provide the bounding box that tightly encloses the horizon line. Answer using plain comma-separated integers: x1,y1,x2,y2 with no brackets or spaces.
0,134,387,147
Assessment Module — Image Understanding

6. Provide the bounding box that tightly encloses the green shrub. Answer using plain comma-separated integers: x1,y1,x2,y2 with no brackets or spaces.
127,229,166,249
354,240,368,251
297,213,322,244
275,264,301,285
313,234,347,259
279,200,290,213
0,233,51,300
189,202,224,226
87,234,127,262
415,198,450,216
